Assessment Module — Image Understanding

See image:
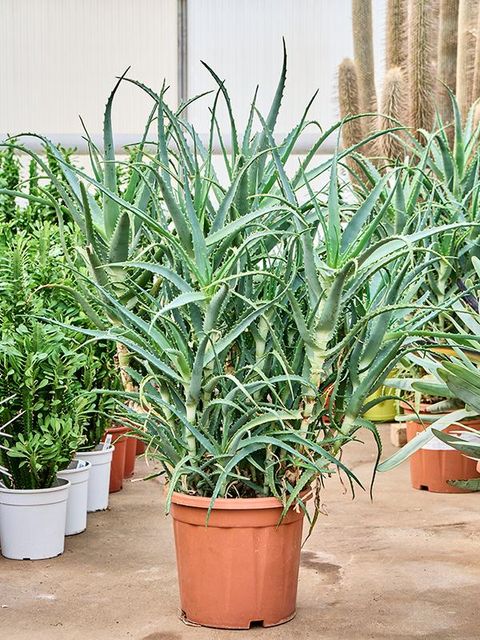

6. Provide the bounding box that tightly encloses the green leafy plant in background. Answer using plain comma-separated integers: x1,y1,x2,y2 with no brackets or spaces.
0,322,89,489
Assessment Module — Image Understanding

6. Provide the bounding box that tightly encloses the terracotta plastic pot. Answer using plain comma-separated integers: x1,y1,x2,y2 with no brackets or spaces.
102,425,129,493
136,438,147,455
407,419,480,493
124,433,137,478
170,491,306,629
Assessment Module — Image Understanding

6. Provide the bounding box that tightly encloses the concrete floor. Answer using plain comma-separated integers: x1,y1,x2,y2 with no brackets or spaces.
1,432,479,640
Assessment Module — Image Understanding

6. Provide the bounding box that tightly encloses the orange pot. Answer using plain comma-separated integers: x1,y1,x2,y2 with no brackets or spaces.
124,434,137,478
102,425,128,493
170,492,306,629
136,438,147,455
407,419,480,493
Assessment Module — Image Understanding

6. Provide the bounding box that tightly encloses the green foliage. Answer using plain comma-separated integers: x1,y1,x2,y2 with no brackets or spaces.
10,53,465,520
5,416,85,490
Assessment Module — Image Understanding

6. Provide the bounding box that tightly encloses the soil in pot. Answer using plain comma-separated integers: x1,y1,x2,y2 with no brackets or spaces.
170,492,306,629
124,433,137,478
75,443,114,512
407,419,480,493
57,459,91,535
102,425,129,493
0,478,70,560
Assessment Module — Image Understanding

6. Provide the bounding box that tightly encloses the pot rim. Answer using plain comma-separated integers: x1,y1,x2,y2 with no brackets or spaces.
58,459,92,474
76,443,115,456
171,489,311,510
105,425,130,435
0,477,70,495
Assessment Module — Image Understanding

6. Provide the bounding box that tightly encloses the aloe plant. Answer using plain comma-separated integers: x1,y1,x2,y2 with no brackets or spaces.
10,48,469,523
378,256,480,472
4,47,473,522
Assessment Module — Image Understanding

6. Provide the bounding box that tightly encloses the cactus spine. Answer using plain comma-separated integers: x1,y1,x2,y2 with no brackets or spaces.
408,0,435,137
352,0,377,121
472,3,480,102
378,67,406,159
437,0,460,124
456,0,479,120
338,58,364,149
386,0,408,71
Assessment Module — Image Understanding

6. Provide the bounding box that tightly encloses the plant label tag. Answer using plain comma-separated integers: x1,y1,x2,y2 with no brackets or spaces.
103,434,113,450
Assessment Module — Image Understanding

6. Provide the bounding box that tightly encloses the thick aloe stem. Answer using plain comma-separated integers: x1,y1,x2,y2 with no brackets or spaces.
408,0,435,138
386,0,408,70
352,0,377,140
437,0,459,126
456,0,478,121
378,67,406,159
116,342,135,392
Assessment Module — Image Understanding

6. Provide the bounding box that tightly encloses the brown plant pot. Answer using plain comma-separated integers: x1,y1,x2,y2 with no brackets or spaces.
136,438,147,456
170,491,305,629
102,425,129,493
407,419,480,493
123,434,137,478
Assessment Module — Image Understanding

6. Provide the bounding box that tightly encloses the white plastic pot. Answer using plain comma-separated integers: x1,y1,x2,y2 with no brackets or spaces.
0,478,70,560
57,459,91,535
75,444,114,512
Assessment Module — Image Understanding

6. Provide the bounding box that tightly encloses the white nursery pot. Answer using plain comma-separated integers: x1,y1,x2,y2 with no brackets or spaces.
75,444,114,512
0,478,70,560
57,460,91,535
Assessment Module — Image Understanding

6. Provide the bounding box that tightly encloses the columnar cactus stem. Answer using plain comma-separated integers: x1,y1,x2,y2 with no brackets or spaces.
456,0,479,121
338,58,364,148
352,0,377,123
378,67,406,160
437,0,459,125
408,0,435,137
472,3,480,102
386,0,408,71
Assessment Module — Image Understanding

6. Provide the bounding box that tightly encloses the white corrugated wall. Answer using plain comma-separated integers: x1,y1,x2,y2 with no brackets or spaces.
0,0,178,141
0,0,386,149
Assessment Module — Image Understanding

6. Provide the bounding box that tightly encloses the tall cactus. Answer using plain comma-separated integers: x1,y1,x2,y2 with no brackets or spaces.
456,0,479,121
408,0,434,137
339,0,477,155
378,67,406,159
437,0,460,124
472,3,480,103
386,0,408,71
338,58,364,149
352,0,377,121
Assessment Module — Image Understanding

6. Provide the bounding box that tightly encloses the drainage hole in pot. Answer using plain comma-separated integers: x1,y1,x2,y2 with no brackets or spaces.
419,485,429,491
249,620,264,628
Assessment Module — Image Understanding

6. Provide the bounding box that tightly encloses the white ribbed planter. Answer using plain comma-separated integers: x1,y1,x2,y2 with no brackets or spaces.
0,478,70,560
75,444,114,512
57,460,91,535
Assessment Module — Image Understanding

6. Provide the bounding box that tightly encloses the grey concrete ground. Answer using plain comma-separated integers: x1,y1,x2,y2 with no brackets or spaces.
1,431,479,640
